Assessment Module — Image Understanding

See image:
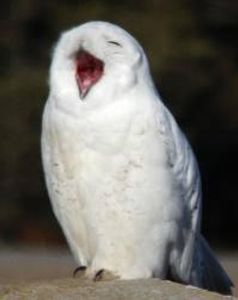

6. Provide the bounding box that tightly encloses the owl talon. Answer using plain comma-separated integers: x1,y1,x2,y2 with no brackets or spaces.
93,269,118,281
94,269,104,281
73,265,87,278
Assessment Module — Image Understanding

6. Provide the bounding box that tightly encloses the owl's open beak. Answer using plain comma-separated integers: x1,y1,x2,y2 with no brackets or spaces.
77,77,91,99
75,50,104,100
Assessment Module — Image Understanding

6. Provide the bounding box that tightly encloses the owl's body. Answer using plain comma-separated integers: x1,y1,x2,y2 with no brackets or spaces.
42,21,232,294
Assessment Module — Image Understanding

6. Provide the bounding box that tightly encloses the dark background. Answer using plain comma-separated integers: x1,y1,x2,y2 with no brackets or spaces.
0,0,237,249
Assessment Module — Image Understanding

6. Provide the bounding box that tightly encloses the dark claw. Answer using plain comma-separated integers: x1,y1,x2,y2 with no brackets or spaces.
94,269,104,281
73,265,87,278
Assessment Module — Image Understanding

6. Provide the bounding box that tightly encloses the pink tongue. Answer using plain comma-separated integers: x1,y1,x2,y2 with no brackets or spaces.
75,50,104,98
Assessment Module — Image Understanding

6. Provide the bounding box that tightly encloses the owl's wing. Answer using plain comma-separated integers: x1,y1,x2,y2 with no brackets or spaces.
160,104,202,233
158,104,233,294
156,103,202,281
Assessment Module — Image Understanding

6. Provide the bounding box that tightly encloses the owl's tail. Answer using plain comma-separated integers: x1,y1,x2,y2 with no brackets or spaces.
196,235,233,295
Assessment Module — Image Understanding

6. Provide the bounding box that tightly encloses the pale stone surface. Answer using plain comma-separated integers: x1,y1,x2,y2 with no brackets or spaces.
0,278,236,300
0,248,236,299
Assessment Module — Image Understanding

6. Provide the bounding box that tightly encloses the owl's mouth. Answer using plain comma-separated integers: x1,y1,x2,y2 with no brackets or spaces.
75,50,104,99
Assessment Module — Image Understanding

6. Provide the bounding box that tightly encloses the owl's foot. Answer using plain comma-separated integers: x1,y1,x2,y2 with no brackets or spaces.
73,265,87,278
93,269,118,281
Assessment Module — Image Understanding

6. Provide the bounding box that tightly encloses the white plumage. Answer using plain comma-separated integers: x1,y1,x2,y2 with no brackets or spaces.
41,21,232,294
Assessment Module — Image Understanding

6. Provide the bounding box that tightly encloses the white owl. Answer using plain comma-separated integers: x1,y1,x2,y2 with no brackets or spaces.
41,21,233,294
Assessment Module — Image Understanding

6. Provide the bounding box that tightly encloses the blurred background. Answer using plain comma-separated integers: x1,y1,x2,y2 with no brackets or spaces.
0,0,237,289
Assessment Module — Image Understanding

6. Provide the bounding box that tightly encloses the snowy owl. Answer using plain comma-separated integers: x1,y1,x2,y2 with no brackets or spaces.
41,21,233,294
